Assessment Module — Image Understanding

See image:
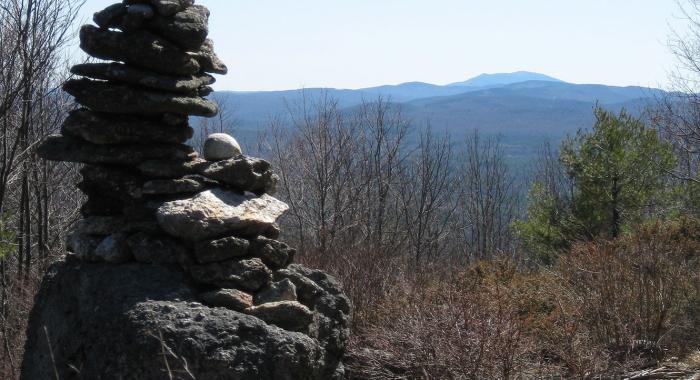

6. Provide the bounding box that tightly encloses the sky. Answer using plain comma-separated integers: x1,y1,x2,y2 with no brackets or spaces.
78,0,690,91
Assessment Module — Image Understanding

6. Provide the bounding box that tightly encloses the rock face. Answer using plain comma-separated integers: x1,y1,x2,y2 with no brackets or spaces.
25,2,351,379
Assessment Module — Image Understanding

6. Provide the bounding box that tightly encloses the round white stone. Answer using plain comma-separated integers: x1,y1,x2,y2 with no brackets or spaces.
203,133,242,161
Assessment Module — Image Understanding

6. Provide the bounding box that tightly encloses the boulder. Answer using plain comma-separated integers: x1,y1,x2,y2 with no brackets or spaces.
254,278,298,305
62,108,193,145
147,0,194,17
276,265,352,356
156,189,289,242
246,301,313,333
94,233,133,263
199,156,278,195
127,232,186,264
147,5,209,50
250,236,296,269
138,157,208,178
79,165,144,200
79,25,199,76
38,134,196,165
199,288,253,311
189,38,228,74
142,175,217,196
193,235,250,263
203,133,242,161
21,262,346,379
63,79,218,117
189,257,273,291
66,232,102,261
71,63,214,94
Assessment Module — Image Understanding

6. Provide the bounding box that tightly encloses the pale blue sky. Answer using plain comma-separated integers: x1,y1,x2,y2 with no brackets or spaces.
79,0,689,91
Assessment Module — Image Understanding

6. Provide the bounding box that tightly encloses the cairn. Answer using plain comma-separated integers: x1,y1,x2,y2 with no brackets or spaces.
25,1,350,378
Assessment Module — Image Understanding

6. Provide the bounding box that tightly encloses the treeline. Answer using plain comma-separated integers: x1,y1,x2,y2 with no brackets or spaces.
0,0,84,377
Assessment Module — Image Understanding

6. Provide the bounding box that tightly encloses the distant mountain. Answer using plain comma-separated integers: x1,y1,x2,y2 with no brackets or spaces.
207,73,664,166
447,71,563,88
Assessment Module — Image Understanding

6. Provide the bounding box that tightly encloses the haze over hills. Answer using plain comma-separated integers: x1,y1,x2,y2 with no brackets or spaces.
209,72,665,165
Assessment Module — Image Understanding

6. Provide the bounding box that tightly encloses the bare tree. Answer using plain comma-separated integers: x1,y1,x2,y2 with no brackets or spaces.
455,132,518,262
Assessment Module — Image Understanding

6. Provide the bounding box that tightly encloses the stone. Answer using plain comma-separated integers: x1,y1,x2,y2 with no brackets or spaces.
148,0,194,17
276,265,352,356
138,157,208,178
21,262,345,379
199,288,253,311
156,189,289,242
142,175,217,196
127,232,186,264
203,133,242,161
189,258,272,291
38,134,196,165
75,216,126,235
189,38,228,74
94,233,133,263
71,63,214,94
79,165,144,200
148,5,209,50
66,232,102,261
62,108,193,145
249,236,295,269
93,3,127,28
199,156,278,195
254,279,298,305
63,79,218,117
81,195,124,217
80,25,200,76
193,235,250,263
245,301,313,333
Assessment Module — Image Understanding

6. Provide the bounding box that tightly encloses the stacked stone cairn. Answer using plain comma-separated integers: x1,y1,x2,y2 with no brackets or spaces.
37,0,349,350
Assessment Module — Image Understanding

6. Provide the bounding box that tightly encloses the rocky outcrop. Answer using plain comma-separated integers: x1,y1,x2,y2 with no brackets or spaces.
22,2,350,379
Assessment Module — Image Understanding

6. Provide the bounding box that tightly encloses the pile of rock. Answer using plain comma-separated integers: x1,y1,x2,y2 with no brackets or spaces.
22,1,349,379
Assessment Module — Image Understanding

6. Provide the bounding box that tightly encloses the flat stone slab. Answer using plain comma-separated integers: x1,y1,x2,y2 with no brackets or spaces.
190,257,273,291
199,156,278,195
37,134,196,165
64,79,218,117
148,4,209,50
71,63,214,94
62,109,193,145
80,25,199,76
189,38,228,74
156,188,289,241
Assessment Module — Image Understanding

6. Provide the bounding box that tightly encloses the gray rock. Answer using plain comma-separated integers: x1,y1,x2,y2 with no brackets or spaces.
71,63,214,94
74,216,126,235
189,38,228,74
246,301,313,333
66,232,102,261
276,264,352,356
64,79,218,117
189,257,272,291
254,279,298,305
193,235,250,263
21,262,345,379
250,236,295,269
61,108,193,145
138,157,208,178
79,165,144,200
148,5,209,50
142,175,217,196
127,232,187,264
148,0,194,17
199,156,278,195
80,25,199,76
38,134,196,165
93,3,127,28
199,288,253,311
81,195,124,217
94,233,133,263
203,133,242,161
156,189,289,242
